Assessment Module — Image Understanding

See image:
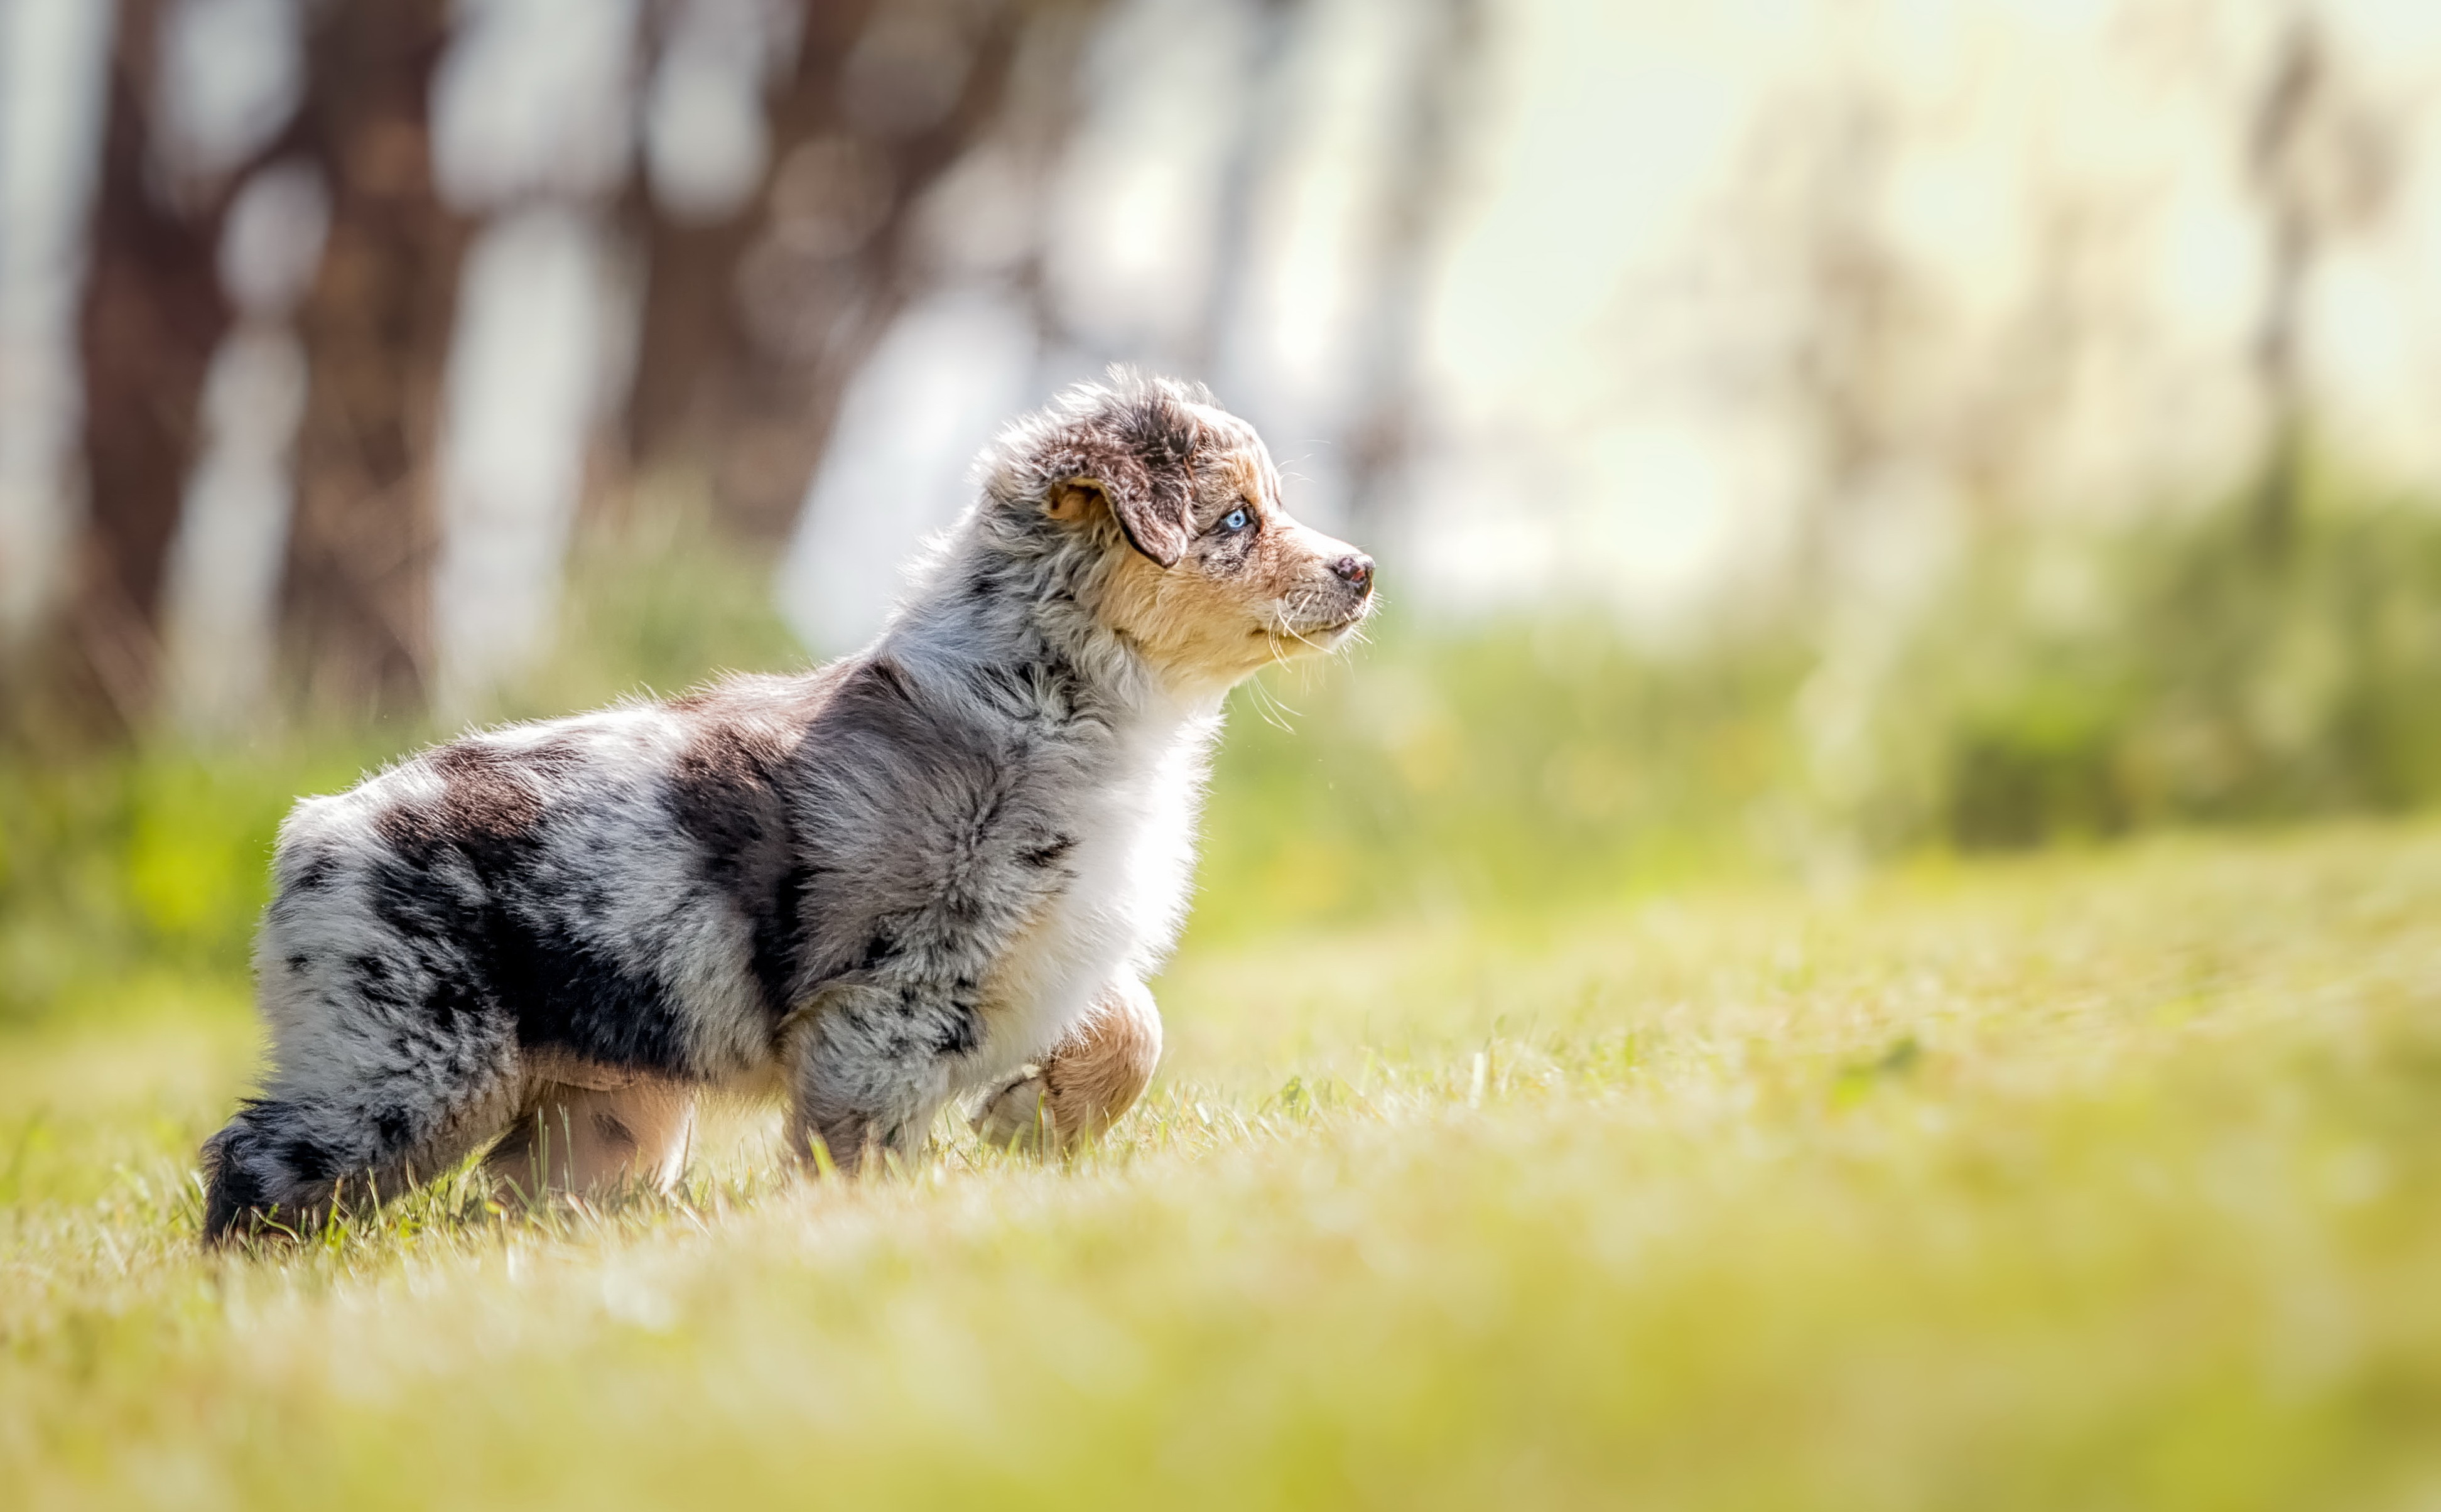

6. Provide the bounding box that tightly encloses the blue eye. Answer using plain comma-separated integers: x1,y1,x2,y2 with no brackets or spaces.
1221,507,1250,533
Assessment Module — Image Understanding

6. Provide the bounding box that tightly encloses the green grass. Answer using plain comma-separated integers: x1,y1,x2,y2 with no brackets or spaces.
4,821,2440,1509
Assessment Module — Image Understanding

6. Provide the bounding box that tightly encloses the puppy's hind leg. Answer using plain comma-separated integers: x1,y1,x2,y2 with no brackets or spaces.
485,1076,696,1202
201,992,523,1246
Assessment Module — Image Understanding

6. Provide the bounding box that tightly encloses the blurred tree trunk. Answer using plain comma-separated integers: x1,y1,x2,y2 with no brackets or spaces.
1342,0,1484,539
1712,80,1920,617
624,0,1051,547
59,0,236,737
2246,18,2320,561
622,0,879,539
1781,96,1910,604
278,0,468,718
2242,14,2397,561
717,15,1021,539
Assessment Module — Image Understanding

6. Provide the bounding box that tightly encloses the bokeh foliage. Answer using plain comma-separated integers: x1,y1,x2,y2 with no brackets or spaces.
4,485,2441,1029
8,481,2441,1030
1875,490,2441,849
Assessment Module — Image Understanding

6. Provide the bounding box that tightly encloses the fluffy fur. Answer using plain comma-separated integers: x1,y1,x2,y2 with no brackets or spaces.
200,373,1374,1244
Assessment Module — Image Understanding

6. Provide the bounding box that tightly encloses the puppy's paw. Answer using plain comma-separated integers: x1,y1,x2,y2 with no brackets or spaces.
972,1067,1056,1152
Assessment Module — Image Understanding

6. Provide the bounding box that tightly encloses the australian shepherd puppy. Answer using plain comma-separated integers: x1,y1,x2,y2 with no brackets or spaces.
200,372,1374,1243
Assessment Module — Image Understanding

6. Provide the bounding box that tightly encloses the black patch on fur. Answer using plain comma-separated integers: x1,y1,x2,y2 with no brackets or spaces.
355,799,685,1076
374,1107,412,1149
283,1133,335,1184
853,924,899,974
750,863,814,1013
360,852,474,952
664,708,806,1018
1020,833,1076,868
349,953,391,987
428,975,482,1033
290,849,339,892
200,1131,271,1245
495,924,691,1076
965,642,1097,730
931,1003,981,1057
857,656,919,708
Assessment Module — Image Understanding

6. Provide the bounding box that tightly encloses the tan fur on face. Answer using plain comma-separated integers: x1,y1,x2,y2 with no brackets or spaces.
1046,482,1096,523
1082,411,1370,687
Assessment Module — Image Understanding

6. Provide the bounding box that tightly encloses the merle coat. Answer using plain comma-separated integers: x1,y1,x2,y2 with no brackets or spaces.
200,374,1373,1242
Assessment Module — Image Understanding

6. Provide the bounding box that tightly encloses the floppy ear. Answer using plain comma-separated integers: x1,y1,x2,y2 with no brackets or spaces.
1044,394,1198,568
1053,472,1189,568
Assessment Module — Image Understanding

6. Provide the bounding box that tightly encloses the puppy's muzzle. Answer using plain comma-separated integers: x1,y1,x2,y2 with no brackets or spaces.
1299,554,1375,637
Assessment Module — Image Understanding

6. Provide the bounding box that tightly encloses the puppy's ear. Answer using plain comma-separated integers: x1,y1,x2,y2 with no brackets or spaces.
1046,392,1198,568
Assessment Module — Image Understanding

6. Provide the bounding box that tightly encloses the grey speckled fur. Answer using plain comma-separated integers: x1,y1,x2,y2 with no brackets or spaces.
200,373,1374,1243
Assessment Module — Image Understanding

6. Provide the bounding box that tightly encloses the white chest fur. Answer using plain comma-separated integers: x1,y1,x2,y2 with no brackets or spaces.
972,700,1218,1086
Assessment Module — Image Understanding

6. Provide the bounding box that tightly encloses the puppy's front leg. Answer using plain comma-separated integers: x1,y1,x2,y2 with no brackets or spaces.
975,978,1164,1152
785,977,980,1173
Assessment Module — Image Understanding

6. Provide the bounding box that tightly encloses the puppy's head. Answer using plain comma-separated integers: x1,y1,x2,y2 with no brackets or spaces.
985,374,1375,686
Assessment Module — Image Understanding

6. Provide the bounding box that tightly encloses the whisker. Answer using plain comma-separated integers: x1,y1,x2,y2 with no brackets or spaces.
1263,681,1304,719
1246,675,1297,733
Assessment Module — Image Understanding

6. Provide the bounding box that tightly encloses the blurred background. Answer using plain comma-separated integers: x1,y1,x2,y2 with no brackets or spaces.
3,0,2440,1028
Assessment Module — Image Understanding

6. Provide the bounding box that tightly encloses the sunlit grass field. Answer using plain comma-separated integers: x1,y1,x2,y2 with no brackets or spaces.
4,818,2438,1509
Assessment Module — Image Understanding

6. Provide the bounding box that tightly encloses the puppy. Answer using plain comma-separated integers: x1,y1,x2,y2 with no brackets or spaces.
200,373,1373,1243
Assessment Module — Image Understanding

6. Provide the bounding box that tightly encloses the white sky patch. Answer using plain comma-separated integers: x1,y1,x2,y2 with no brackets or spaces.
155,0,300,185
0,0,113,642
160,324,305,733
1046,0,1244,362
434,0,640,209
432,208,627,710
158,160,327,734
1230,0,1400,429
1401,0,2441,620
779,288,1041,656
644,0,789,223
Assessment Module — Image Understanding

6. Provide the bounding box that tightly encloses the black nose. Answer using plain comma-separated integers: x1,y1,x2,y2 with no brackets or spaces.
1331,554,1373,589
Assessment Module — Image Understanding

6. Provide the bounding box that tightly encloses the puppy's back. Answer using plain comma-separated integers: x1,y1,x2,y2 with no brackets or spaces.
257,670,845,1079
